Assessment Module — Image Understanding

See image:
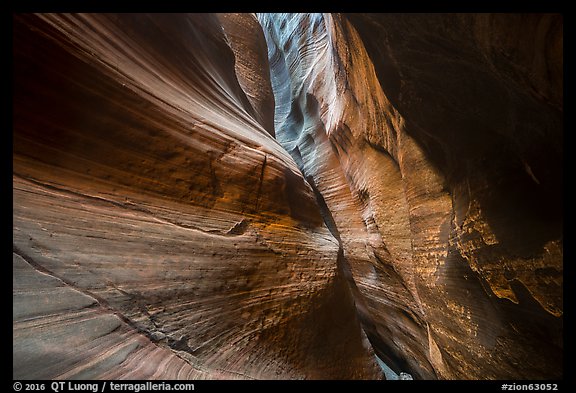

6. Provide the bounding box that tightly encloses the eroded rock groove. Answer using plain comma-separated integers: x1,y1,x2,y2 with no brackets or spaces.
13,12,562,380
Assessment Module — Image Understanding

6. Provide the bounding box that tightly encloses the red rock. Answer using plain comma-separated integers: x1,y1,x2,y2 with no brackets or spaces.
12,13,381,380
13,12,562,380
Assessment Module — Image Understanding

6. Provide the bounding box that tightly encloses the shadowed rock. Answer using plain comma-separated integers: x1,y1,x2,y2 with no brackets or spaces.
13,12,562,380
258,12,562,380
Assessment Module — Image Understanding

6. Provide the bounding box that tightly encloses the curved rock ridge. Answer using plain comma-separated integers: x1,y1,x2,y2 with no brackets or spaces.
257,13,562,379
217,13,276,137
13,13,382,380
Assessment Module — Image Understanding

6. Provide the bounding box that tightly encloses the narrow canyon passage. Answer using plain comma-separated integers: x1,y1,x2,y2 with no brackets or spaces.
13,13,562,380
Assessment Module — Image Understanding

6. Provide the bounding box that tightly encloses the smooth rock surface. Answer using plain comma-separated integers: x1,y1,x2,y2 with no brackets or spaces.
13,13,381,380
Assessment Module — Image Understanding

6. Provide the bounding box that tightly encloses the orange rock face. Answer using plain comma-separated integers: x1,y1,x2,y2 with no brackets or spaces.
13,12,562,380
259,13,562,379
13,13,381,380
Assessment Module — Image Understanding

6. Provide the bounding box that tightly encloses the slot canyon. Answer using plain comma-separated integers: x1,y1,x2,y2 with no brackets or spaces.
12,13,563,380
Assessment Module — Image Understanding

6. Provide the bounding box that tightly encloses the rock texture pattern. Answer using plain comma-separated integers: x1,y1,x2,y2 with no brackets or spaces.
13,12,562,381
258,13,562,380
13,13,382,380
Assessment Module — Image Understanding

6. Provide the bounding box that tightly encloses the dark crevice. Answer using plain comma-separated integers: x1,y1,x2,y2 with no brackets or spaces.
305,175,341,244
290,153,406,379
226,219,250,236
306,178,393,375
257,13,407,379
254,154,267,212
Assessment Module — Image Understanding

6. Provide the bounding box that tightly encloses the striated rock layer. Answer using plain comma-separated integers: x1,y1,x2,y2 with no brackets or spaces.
13,12,562,381
258,13,562,379
13,13,382,380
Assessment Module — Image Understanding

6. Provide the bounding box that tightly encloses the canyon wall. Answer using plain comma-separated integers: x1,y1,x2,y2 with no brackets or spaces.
258,13,562,379
13,13,381,380
13,12,562,380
